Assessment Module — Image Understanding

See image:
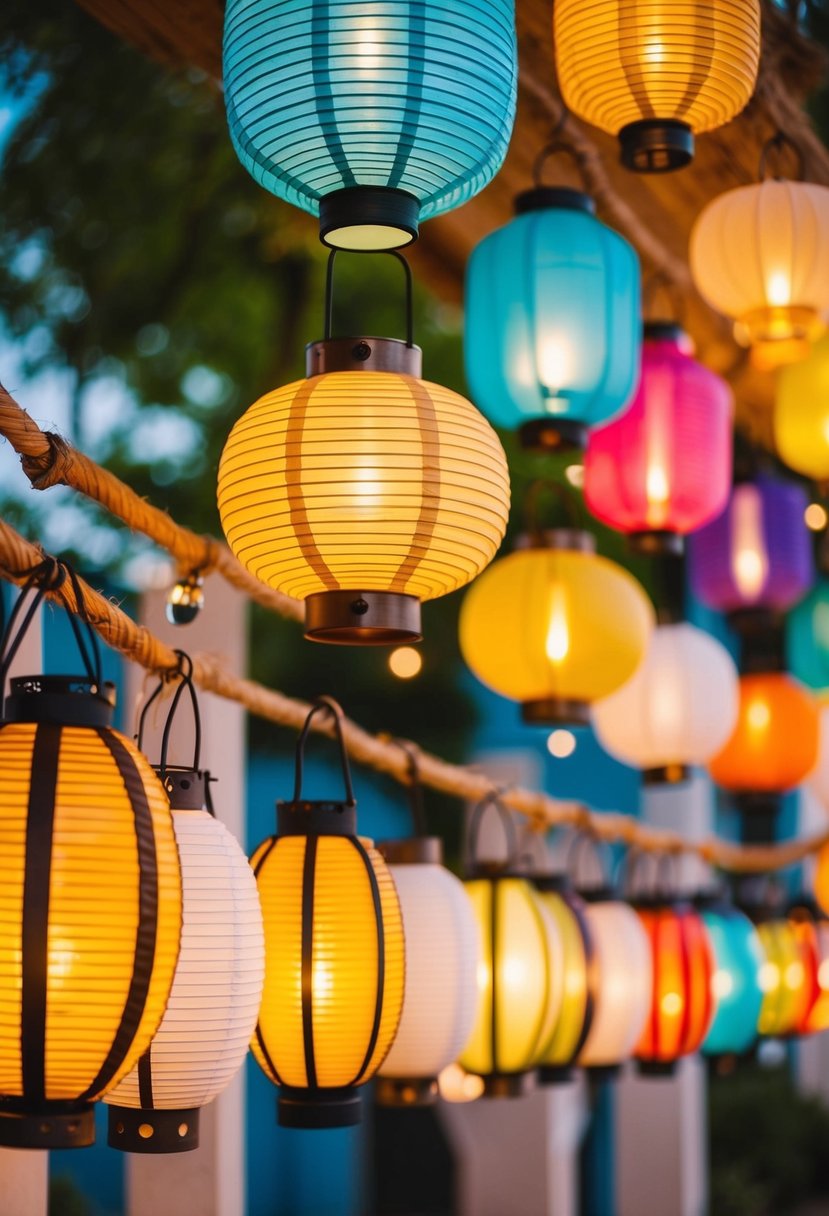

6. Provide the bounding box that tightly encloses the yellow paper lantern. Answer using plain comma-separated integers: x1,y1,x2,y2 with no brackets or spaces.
755,918,812,1038
250,699,404,1127
776,333,829,481
554,0,760,172
533,878,594,1082
459,529,654,725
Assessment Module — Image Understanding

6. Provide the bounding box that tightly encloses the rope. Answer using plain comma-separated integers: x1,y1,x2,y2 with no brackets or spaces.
1,515,827,876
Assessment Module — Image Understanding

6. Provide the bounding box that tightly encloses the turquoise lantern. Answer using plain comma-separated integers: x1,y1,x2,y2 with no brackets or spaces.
788,581,829,692
700,902,764,1058
223,0,517,251
464,148,641,451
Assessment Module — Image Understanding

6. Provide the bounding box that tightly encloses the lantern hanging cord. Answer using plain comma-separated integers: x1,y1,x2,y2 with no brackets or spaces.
2,513,828,877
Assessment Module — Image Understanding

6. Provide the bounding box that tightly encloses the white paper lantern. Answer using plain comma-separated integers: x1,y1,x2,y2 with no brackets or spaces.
577,898,652,1070
807,702,829,808
591,623,739,782
377,840,480,1105
106,771,265,1152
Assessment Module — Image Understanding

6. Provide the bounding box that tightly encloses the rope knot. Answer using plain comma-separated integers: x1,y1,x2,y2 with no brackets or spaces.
20,432,74,491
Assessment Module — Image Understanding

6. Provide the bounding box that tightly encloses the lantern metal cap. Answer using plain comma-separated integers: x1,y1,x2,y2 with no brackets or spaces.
519,417,588,454
378,836,443,866
304,590,422,646
636,1059,678,1079
107,1105,200,1154
318,186,420,252
514,186,595,216
305,336,422,377
521,697,591,727
277,801,357,838
154,766,209,811
583,1063,621,1080
628,530,685,558
642,763,691,787
278,1086,363,1129
4,675,116,728
538,1065,574,1087
533,872,574,895
619,120,694,173
480,1072,536,1099
0,1100,95,1149
375,1075,438,1107
644,321,686,344
515,528,596,555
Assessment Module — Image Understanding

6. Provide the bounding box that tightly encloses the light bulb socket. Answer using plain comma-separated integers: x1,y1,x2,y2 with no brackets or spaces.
628,530,685,558
304,590,422,646
514,187,595,216
538,1065,574,1086
378,836,443,866
154,766,208,811
619,120,694,173
306,336,422,377
521,697,591,727
107,1105,200,1154
319,186,419,252
480,1072,536,1099
278,1085,363,1129
635,1059,678,1079
374,1076,438,1107
642,763,691,786
277,801,357,838
4,675,116,728
0,1100,95,1149
519,418,588,454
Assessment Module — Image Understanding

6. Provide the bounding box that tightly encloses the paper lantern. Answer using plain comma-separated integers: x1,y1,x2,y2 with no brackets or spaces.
376,837,479,1106
223,0,517,250
755,918,813,1038
592,623,739,784
787,902,829,1036
105,769,265,1152
584,324,732,549
533,877,594,1083
776,334,829,480
219,255,510,644
459,529,654,725
708,672,819,794
577,896,652,1071
0,676,182,1148
788,583,829,694
635,902,714,1073
700,903,764,1057
554,0,760,172
688,477,814,616
464,178,640,450
250,699,404,1127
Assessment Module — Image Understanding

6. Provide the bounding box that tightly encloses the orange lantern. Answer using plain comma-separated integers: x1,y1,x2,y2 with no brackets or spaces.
708,673,819,794
787,902,829,1036
635,902,714,1073
815,845,829,917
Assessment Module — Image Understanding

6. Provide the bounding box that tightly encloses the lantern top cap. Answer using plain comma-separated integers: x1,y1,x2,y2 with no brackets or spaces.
153,765,210,812
4,674,116,727
514,186,595,216
644,321,686,344
515,528,596,555
378,836,443,866
277,800,358,837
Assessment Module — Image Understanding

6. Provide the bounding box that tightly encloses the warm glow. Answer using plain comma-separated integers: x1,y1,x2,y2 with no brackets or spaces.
786,961,805,990
547,729,576,759
806,503,828,532
538,337,571,396
388,647,422,679
565,464,585,489
759,962,779,994
731,485,768,601
437,1064,485,1104
767,271,791,307
747,697,771,734
646,462,670,507
545,587,570,663
708,673,820,794
661,992,682,1016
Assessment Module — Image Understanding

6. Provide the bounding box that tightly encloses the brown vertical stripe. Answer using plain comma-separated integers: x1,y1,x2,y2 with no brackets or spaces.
619,1,655,121
389,379,441,593
286,380,340,591
674,0,715,121
349,838,386,1086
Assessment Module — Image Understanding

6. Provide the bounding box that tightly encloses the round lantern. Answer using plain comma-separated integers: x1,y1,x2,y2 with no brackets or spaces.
250,699,404,1127
576,894,652,1072
0,675,182,1148
592,622,739,785
554,0,760,172
754,917,813,1038
223,0,517,250
788,583,829,693
464,166,640,451
584,324,732,550
688,476,814,616
708,672,819,794
699,902,764,1057
459,526,654,725
533,876,594,1083
787,901,829,1036
218,253,510,644
776,334,829,481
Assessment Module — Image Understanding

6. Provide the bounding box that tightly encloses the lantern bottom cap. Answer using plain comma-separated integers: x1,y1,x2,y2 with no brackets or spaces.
106,1104,200,1154
304,590,422,645
480,1072,535,1099
636,1059,678,1079
375,1075,438,1107
537,1064,574,1087
0,1102,95,1149
319,186,419,251
582,1063,621,1080
522,697,591,727
735,304,822,351
642,763,691,786
619,119,694,173
278,1086,363,1129
519,417,587,454
628,530,684,558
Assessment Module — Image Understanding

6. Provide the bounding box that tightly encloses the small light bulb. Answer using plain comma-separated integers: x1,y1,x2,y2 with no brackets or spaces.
547,729,576,759
166,574,204,626
565,464,585,489
388,646,422,679
805,503,828,532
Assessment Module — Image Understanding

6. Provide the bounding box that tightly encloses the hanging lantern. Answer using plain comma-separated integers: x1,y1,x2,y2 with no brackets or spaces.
0,581,181,1148
584,323,732,552
532,876,594,1084
218,252,510,644
776,334,829,481
788,583,829,693
691,134,829,361
787,901,829,1036
223,0,517,251
708,672,819,795
376,750,479,1106
592,622,739,785
105,661,265,1153
464,146,641,451
754,917,813,1038
250,698,404,1127
459,490,653,725
688,476,814,617
699,901,764,1058
554,0,760,172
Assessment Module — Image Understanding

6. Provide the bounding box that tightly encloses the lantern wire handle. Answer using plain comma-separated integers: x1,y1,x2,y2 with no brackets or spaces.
642,271,686,328
758,130,806,182
518,818,553,875
323,249,414,348
465,787,520,875
388,737,428,837
523,479,584,539
136,650,202,778
292,695,356,808
531,140,590,191
562,823,612,891
619,846,679,902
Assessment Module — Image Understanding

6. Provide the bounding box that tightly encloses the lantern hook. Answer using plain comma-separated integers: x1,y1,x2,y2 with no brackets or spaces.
292,695,356,808
532,140,591,191
388,737,428,837
465,786,520,875
323,249,414,348
136,649,202,778
523,479,584,539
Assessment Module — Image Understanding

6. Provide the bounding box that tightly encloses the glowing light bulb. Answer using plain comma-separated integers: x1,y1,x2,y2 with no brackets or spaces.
646,463,670,506
545,588,570,663
747,698,771,734
538,337,571,397
767,271,791,307
547,729,576,759
388,647,423,679
731,485,768,601
806,503,828,532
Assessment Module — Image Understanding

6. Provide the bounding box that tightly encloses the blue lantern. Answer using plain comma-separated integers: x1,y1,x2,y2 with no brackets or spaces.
223,0,517,251
700,903,764,1057
464,156,641,451
788,581,829,693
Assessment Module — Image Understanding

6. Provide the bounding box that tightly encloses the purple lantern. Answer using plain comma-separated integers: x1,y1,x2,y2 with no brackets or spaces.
688,475,814,614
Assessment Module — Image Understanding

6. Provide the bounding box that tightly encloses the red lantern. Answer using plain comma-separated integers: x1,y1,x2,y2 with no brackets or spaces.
635,902,714,1072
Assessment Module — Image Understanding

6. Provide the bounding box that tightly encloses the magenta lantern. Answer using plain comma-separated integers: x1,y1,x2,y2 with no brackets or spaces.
584,324,732,553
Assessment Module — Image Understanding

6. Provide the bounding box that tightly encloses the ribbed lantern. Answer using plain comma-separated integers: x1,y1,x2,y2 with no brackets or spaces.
708,673,819,795
218,253,510,644
223,0,517,250
533,877,594,1084
554,0,760,172
464,156,640,451
699,902,764,1058
577,893,651,1072
787,902,829,1036
584,324,732,551
788,583,829,693
592,622,739,785
459,522,654,726
688,477,814,616
776,334,829,480
754,918,813,1038
250,699,404,1127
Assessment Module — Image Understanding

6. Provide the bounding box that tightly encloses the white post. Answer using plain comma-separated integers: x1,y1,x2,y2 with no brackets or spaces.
794,787,829,1104
614,773,712,1216
123,573,248,1216
0,589,49,1216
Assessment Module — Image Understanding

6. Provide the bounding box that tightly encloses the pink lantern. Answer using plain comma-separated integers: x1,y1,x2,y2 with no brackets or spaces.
584,324,733,553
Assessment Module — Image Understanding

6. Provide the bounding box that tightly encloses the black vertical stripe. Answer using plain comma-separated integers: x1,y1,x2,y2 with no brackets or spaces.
387,3,426,189
312,0,357,191
20,723,61,1103
350,838,386,1086
301,836,318,1088
137,1049,154,1109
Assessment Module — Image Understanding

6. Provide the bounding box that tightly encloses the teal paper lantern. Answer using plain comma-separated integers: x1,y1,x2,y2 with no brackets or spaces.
464,182,641,450
223,0,517,251
700,904,764,1057
788,581,829,693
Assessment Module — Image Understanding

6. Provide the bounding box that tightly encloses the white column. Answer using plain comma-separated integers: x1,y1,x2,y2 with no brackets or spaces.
0,590,49,1216
795,787,829,1104
615,773,711,1216
123,573,248,1216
